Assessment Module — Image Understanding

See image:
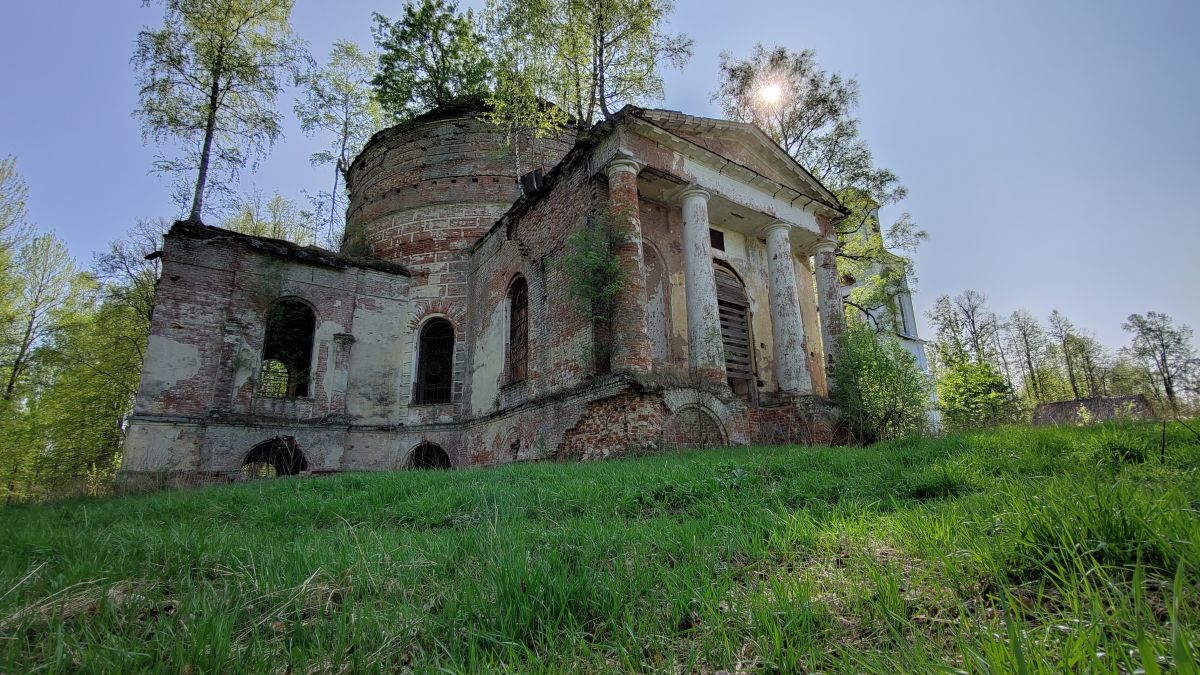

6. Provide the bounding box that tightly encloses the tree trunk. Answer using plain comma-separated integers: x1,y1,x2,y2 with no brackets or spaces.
329,106,349,249
1060,337,1080,400
189,74,222,224
1021,335,1041,402
3,316,36,400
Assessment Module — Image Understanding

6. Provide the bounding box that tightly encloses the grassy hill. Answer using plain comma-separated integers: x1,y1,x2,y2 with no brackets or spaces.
2,423,1198,673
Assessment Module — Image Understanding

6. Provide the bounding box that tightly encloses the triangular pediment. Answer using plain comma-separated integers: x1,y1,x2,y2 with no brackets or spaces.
632,109,844,214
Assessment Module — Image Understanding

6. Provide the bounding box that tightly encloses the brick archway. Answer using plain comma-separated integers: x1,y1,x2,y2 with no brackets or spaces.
662,404,727,448
241,436,308,477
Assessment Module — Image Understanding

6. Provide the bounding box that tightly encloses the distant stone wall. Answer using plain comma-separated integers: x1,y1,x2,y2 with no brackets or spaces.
1031,396,1154,426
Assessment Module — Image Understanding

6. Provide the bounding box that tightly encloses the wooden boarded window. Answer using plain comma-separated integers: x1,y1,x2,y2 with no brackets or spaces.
714,266,755,400
414,318,454,404
508,276,529,381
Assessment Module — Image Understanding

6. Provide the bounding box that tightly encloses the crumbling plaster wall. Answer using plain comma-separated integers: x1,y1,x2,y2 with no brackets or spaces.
123,231,412,477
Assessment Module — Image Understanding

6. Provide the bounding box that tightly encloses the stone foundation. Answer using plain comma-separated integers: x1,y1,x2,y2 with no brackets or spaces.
119,374,839,490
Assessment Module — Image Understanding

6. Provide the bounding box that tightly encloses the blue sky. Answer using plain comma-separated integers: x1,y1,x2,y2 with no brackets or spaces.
1,1,1197,348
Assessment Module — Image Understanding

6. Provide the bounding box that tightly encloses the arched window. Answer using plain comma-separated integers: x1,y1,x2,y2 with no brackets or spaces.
643,243,669,363
714,266,755,401
414,318,454,404
409,442,452,469
508,276,528,382
260,298,316,398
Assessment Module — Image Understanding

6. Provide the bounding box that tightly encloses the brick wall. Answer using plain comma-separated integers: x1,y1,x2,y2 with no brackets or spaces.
556,391,669,461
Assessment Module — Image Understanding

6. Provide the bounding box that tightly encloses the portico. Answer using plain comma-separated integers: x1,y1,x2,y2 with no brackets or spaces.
595,108,847,401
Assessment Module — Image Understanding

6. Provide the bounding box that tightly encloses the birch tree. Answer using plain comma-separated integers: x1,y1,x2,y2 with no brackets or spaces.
1123,311,1196,411
1,235,89,401
294,41,383,249
133,0,308,223
485,0,693,131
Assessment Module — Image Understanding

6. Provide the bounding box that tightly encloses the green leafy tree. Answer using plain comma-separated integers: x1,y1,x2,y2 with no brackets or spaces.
485,0,693,132
714,46,925,320
926,290,998,371
1,221,165,502
295,41,384,249
1122,311,1196,411
830,322,930,443
1,235,90,400
937,360,1022,432
133,0,308,223
372,0,492,122
222,189,316,245
0,235,94,502
0,157,32,268
93,218,168,332
0,159,33,368
1004,309,1051,404
1047,310,1085,400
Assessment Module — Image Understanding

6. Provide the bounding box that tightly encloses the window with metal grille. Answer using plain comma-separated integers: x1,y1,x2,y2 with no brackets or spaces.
260,298,315,398
714,266,755,401
508,277,528,382
414,318,455,404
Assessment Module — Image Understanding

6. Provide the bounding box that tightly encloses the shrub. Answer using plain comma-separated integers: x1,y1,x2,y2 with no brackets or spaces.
936,360,1021,432
831,323,931,444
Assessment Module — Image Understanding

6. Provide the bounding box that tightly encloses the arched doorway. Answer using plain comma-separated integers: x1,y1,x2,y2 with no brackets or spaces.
409,442,452,470
241,437,309,478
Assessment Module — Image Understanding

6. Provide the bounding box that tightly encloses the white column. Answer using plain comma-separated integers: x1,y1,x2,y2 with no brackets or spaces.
679,186,725,378
812,238,846,382
764,222,811,394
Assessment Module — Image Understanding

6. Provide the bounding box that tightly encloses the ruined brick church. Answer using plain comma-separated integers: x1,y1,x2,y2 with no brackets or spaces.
120,98,914,483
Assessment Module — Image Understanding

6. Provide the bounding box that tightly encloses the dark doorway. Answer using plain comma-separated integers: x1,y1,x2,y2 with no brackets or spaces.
409,442,452,469
414,318,455,404
241,437,309,478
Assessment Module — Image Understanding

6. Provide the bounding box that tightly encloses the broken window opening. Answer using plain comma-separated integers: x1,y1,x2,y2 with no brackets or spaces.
709,228,725,251
409,442,452,469
714,265,756,402
414,318,455,405
241,437,308,478
508,276,529,382
260,297,316,398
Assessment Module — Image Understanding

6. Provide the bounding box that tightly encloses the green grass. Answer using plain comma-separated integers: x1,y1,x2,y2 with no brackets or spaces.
1,422,1198,673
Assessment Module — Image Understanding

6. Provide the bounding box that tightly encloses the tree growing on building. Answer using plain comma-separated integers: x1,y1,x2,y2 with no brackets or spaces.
484,0,693,135
222,189,317,245
295,41,384,249
371,0,492,122
133,0,308,223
